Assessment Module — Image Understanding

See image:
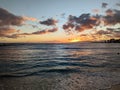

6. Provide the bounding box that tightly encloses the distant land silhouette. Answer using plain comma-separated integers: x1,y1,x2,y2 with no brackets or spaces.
91,39,120,43
104,39,120,43
0,39,120,46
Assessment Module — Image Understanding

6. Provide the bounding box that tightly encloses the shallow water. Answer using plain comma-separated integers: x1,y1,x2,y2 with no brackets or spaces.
0,43,120,90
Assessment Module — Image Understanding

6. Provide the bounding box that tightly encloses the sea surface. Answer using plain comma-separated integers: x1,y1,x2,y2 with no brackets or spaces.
0,43,120,90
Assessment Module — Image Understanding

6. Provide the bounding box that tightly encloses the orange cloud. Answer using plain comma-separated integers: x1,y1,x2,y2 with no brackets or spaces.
4,27,58,38
23,16,37,22
92,9,100,14
0,26,19,38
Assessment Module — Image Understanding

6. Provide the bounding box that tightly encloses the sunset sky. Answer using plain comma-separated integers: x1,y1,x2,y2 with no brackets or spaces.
0,0,120,43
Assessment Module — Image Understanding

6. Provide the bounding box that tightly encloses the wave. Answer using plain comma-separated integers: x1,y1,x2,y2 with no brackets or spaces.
0,43,120,90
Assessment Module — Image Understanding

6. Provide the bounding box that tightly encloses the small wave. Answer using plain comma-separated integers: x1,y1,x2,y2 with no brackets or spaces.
0,68,81,77
62,47,120,50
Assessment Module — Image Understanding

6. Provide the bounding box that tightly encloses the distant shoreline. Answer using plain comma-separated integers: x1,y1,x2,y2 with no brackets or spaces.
0,39,120,46
92,39,120,43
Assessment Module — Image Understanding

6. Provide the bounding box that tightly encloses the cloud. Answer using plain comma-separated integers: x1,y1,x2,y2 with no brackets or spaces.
92,9,100,14
0,8,40,38
116,3,120,6
4,27,58,38
103,9,120,25
1,2,120,40
5,34,20,38
31,25,39,28
95,30,112,35
32,27,58,34
107,27,120,32
0,8,58,39
39,18,58,26
62,14,99,34
0,8,28,38
102,3,108,8
114,33,120,38
107,28,116,31
62,7,120,37
0,8,25,26
63,23,74,30
93,28,120,39
0,26,19,38
105,9,114,16
0,8,25,38
61,2,120,41
22,16,37,22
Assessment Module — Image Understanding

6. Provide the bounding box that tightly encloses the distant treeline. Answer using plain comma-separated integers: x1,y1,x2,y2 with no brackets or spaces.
0,43,30,46
104,39,120,43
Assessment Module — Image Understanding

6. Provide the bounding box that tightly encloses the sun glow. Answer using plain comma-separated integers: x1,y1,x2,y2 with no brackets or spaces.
70,38,80,43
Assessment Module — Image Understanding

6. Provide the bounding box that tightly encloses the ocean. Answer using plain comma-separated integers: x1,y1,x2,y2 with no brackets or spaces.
0,43,120,90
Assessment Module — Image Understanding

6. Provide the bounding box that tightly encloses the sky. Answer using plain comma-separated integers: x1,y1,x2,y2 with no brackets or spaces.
0,0,120,43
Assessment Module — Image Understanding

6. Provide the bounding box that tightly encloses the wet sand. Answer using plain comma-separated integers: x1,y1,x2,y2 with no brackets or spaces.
107,84,120,90
0,73,120,90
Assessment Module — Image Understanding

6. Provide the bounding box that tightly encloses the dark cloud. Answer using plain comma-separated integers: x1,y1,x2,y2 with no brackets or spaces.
105,9,114,16
0,8,59,38
62,13,99,33
32,28,58,34
68,15,77,23
102,3,108,8
63,14,97,33
63,23,74,30
107,28,120,32
96,30,112,35
0,8,24,26
116,3,120,6
39,18,58,26
1,2,120,40
46,27,58,32
62,7,120,36
93,28,120,39
107,28,116,31
0,8,38,38
103,9,120,25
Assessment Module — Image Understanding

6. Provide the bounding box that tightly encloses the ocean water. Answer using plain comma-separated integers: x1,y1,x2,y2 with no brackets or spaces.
0,43,120,90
